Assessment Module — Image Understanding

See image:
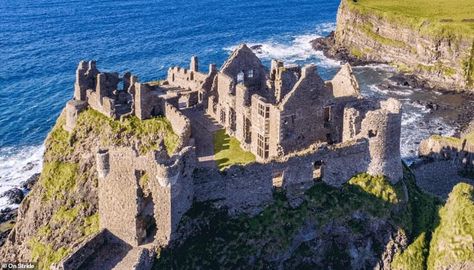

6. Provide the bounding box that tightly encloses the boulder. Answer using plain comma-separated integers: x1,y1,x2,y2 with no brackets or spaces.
20,173,40,190
1,188,24,204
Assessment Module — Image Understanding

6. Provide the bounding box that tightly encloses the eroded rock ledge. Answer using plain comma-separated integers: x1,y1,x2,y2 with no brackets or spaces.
315,0,474,92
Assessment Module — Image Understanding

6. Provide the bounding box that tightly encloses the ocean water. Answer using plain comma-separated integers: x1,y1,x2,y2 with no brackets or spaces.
0,0,468,210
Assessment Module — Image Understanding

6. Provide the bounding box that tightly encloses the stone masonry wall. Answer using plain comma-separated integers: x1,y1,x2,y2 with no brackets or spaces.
97,145,196,248
194,139,372,215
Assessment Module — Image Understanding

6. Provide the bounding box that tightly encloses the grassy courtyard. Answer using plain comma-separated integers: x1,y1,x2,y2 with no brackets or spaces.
213,129,256,170
347,0,474,38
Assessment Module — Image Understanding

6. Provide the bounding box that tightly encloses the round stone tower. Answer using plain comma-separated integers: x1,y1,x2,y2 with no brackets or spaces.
364,98,403,183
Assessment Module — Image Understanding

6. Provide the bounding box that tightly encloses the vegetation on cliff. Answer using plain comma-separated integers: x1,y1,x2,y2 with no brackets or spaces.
336,0,474,90
428,183,474,269
154,172,430,269
346,0,474,39
0,109,178,269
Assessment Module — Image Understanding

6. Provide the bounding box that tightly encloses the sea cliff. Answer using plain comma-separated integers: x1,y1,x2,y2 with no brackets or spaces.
331,0,474,91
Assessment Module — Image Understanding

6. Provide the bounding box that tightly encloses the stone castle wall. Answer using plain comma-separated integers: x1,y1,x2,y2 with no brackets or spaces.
342,98,403,183
194,139,372,215
97,145,196,248
163,102,191,147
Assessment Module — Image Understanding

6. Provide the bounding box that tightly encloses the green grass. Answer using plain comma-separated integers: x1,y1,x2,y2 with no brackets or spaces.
417,63,457,77
82,213,99,236
213,129,256,170
346,0,474,39
431,134,463,145
348,173,401,204
44,116,74,162
392,233,429,270
52,205,82,225
29,239,70,270
389,164,441,270
40,162,78,202
428,183,474,269
74,109,179,155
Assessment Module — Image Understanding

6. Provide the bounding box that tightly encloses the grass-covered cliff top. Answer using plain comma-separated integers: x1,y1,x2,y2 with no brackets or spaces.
346,0,474,38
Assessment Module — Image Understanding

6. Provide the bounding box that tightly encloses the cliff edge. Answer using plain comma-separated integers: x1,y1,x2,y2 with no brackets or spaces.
332,0,474,91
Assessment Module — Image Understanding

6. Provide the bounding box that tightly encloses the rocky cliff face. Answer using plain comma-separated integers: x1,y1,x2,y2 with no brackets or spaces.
334,0,474,91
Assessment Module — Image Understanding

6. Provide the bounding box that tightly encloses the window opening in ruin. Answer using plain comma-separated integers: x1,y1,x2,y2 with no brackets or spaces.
248,69,254,78
117,80,124,91
324,106,331,126
368,129,377,138
313,160,323,181
230,108,236,131
244,117,252,143
257,134,269,159
172,74,175,82
220,109,226,124
190,71,194,81
237,71,245,84
178,96,188,109
272,171,284,189
326,133,333,145
258,103,269,118
135,170,157,245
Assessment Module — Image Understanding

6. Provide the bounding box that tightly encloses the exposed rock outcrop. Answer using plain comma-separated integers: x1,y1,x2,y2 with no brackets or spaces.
324,0,474,91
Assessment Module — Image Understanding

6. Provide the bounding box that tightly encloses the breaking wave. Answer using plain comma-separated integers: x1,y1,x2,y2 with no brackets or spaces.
226,23,340,68
0,145,44,210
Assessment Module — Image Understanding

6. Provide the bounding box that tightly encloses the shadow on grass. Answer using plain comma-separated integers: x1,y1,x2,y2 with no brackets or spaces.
213,129,255,170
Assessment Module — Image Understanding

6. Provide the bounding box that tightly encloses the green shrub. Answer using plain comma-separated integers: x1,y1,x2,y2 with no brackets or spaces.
428,183,474,269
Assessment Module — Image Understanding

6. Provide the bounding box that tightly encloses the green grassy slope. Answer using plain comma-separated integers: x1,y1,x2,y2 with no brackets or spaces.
347,0,474,38
428,183,474,269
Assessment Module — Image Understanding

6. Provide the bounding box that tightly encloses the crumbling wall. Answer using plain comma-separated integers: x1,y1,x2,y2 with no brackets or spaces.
220,44,267,90
134,83,161,120
73,61,135,120
51,230,108,270
98,148,142,246
329,63,360,98
163,102,191,147
278,65,332,154
343,98,403,183
149,146,196,245
97,145,196,248
194,139,372,214
64,100,87,132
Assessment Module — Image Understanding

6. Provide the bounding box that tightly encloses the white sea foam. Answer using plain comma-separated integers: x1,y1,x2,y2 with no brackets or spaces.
226,23,340,68
0,145,44,210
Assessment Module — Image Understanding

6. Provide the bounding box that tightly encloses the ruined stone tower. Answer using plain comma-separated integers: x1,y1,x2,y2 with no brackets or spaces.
96,146,196,247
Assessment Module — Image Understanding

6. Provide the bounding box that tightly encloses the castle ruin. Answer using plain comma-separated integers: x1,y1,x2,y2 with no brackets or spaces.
54,44,403,270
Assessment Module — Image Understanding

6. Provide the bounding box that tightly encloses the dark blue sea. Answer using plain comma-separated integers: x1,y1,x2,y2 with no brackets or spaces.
0,0,465,209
